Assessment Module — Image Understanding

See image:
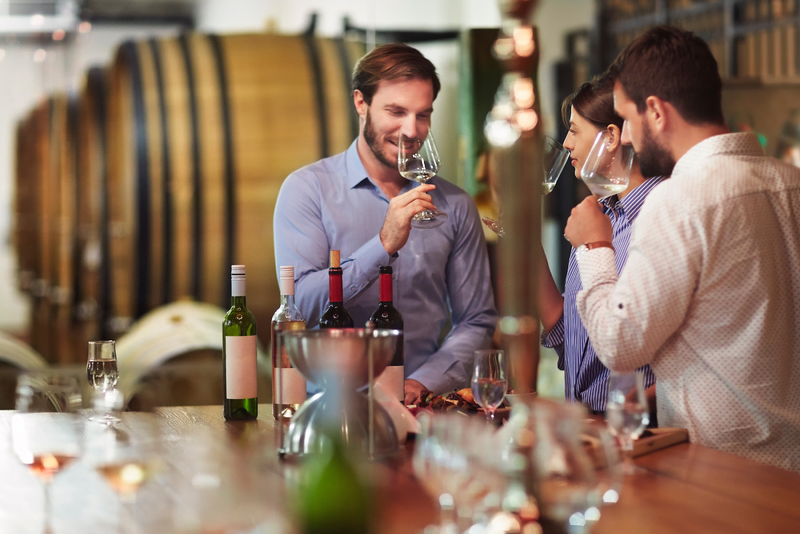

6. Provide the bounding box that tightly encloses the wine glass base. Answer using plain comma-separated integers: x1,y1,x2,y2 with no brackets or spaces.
411,211,447,229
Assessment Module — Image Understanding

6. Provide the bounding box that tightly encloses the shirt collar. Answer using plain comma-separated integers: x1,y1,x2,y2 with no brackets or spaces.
345,140,372,189
601,175,669,220
672,132,764,178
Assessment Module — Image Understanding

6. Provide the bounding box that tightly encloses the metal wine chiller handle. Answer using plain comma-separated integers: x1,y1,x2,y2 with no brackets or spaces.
365,321,375,460
486,0,542,394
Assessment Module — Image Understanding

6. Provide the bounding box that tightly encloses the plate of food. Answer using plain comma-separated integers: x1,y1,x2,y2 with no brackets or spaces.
410,388,512,419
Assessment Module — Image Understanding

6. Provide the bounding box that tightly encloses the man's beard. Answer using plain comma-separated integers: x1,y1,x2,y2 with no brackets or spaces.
638,120,676,177
363,109,396,169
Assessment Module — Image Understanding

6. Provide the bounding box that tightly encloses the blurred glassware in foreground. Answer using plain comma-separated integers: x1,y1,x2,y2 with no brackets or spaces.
606,370,650,475
12,369,83,534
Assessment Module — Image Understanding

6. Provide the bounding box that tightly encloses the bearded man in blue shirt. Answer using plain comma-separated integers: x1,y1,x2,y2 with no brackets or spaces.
273,43,497,405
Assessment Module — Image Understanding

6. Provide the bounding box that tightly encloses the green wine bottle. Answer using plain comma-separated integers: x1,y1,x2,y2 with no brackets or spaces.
223,264,258,420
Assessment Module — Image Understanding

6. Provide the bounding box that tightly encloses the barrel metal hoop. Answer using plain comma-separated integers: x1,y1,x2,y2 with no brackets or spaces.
177,34,202,302
119,41,151,320
302,33,330,159
207,33,235,309
148,38,174,304
333,37,360,142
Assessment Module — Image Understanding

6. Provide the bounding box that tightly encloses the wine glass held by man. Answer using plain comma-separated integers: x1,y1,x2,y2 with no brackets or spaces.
273,43,497,407
537,74,663,417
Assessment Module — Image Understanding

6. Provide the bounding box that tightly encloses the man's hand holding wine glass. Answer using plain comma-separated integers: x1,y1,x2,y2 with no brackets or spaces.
564,196,613,249
379,183,437,255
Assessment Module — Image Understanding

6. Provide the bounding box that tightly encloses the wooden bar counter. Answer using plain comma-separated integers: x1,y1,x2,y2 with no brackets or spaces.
1,405,799,533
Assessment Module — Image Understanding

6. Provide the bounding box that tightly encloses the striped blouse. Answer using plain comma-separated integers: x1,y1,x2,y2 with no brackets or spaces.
542,176,666,411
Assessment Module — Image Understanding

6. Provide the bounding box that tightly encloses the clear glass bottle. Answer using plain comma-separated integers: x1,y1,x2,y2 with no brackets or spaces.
271,265,307,420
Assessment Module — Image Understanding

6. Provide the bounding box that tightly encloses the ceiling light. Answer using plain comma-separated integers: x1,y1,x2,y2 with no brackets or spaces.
33,49,46,62
78,21,91,33
52,29,65,41
31,14,45,27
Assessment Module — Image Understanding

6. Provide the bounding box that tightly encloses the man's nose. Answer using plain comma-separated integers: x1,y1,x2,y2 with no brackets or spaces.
400,116,418,139
621,120,632,146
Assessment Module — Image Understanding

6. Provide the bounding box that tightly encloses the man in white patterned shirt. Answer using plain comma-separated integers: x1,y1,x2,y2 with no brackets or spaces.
564,26,800,473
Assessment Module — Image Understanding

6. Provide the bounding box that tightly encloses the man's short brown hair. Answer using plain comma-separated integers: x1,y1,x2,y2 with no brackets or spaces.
610,26,725,126
352,43,441,105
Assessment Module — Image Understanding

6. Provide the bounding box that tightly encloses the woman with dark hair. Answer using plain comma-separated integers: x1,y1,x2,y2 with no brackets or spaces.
539,74,665,416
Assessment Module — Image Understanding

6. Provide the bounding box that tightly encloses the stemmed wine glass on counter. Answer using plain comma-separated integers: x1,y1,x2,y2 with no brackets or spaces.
580,130,634,200
471,349,507,422
11,370,83,534
481,135,570,237
606,370,650,474
397,129,447,228
87,340,120,424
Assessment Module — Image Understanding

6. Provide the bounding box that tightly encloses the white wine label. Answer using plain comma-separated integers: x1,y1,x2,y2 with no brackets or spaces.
273,367,306,404
225,336,257,399
375,365,405,402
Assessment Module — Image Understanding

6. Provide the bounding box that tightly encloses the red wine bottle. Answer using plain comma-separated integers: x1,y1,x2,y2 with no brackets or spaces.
370,266,404,401
319,251,354,329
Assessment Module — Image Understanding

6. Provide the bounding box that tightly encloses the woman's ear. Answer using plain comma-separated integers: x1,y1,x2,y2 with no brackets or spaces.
606,124,621,150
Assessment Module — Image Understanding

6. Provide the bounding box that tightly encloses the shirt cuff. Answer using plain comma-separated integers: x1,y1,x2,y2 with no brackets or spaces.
344,234,397,296
541,316,565,348
576,247,618,289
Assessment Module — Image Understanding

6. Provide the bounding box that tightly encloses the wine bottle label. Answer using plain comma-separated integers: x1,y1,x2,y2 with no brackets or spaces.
225,335,257,399
273,366,306,404
375,365,404,402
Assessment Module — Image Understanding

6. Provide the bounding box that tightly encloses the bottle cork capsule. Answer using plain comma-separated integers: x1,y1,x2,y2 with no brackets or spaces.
330,250,340,269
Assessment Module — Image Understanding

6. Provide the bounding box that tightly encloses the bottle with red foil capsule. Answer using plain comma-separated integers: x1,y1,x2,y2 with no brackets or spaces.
318,250,354,329
370,265,404,401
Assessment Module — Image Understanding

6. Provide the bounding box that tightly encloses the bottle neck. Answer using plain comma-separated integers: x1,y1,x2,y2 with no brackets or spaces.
281,294,296,308
329,268,344,304
231,275,246,305
231,295,247,307
379,273,393,303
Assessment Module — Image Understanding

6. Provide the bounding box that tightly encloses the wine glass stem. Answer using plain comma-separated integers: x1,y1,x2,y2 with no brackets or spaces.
621,436,635,475
120,495,137,534
43,482,53,534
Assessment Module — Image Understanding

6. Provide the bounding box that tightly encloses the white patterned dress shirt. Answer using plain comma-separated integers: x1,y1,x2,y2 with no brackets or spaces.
575,133,800,473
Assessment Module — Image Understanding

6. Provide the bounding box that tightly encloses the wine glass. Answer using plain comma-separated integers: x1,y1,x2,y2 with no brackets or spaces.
580,130,634,200
12,370,83,534
481,136,570,237
84,399,160,534
543,136,570,195
87,340,120,424
471,349,507,422
605,371,650,475
397,130,447,229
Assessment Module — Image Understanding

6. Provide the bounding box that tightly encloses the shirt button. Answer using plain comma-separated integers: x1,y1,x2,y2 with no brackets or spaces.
618,303,624,309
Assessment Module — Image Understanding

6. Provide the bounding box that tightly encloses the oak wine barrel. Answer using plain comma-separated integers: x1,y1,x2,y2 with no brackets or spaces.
106,32,363,345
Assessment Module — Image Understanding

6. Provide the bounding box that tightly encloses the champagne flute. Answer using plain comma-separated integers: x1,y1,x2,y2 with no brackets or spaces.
397,130,447,229
605,371,650,475
87,340,120,424
12,370,83,534
580,130,634,200
471,350,507,422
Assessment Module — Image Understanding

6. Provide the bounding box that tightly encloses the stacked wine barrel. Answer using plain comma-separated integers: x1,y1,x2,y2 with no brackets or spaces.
14,33,364,364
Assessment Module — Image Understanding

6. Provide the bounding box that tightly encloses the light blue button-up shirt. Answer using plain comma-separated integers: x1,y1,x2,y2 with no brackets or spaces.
273,141,497,394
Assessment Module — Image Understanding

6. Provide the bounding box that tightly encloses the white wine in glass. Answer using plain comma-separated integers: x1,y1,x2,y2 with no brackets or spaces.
397,130,447,229
471,349,507,422
542,136,570,196
581,130,634,200
87,340,120,424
